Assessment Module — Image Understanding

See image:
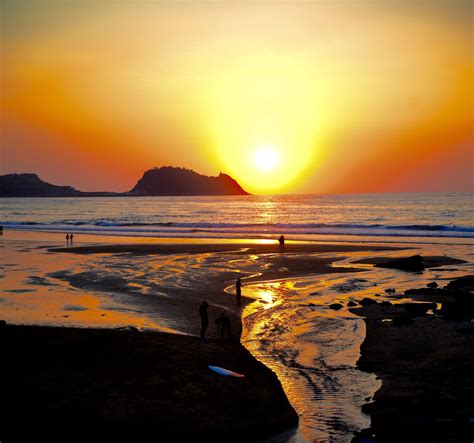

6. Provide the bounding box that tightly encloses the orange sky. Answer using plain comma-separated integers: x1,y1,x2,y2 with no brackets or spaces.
1,0,473,194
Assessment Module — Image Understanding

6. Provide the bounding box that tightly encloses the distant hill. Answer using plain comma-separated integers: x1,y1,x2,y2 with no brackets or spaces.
0,168,249,197
129,167,249,196
0,173,81,197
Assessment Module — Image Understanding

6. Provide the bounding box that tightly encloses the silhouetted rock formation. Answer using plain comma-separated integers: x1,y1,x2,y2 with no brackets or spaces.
446,275,474,291
0,173,80,197
129,167,249,196
0,168,250,197
360,297,378,306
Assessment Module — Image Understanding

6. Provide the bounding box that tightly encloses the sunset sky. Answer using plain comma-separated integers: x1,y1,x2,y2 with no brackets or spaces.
1,0,472,194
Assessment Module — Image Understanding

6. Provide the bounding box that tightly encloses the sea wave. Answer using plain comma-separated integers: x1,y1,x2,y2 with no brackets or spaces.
1,220,473,239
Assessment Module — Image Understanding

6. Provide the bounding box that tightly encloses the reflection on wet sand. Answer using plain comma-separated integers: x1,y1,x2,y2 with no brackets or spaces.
240,279,377,442
1,232,473,442
237,245,473,442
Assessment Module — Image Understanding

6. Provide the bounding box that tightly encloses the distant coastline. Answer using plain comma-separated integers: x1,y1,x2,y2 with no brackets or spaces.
0,167,250,197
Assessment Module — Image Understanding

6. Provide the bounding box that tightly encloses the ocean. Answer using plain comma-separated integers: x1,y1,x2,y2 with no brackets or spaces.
1,192,473,241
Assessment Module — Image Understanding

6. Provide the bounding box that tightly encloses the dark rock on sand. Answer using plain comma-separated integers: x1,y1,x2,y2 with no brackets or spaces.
404,302,437,316
329,303,343,310
360,297,378,306
404,287,450,297
405,275,474,321
376,255,424,272
385,288,396,294
427,281,438,288
347,301,358,307
446,275,474,291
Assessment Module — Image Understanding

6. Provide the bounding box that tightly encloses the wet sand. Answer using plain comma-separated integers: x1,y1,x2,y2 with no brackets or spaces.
1,324,297,442
1,234,402,442
50,241,401,255
1,233,404,334
2,231,473,441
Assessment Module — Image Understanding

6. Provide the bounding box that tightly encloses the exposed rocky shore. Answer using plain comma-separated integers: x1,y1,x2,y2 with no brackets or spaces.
352,274,474,442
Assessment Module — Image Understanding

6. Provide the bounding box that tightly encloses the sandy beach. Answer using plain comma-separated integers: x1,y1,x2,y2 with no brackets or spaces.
1,230,473,441
2,324,298,442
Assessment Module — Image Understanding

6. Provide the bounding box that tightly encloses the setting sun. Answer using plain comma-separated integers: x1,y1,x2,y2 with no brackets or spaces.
254,147,279,172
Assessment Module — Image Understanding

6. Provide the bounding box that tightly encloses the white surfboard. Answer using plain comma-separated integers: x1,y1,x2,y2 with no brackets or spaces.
208,365,246,378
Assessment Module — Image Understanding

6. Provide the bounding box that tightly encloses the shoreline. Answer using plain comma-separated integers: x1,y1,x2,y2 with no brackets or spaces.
2,227,474,247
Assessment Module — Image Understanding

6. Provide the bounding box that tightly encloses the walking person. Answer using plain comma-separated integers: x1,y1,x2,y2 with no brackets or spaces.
66,233,70,244
199,301,209,341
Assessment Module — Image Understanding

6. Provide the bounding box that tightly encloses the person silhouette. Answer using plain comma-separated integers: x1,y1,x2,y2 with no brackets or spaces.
199,301,209,341
236,277,242,305
70,233,74,243
278,234,285,249
215,314,231,338
66,233,70,244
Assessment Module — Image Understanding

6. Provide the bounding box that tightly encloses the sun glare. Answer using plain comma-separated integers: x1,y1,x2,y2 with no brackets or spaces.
254,147,279,172
209,55,321,193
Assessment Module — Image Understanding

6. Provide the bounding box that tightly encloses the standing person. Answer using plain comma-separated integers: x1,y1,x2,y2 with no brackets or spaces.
199,301,209,341
70,233,74,243
236,277,242,305
278,234,285,249
66,233,70,244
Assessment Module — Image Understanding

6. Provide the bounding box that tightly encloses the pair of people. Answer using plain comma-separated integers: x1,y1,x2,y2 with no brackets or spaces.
66,233,74,243
199,301,231,341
